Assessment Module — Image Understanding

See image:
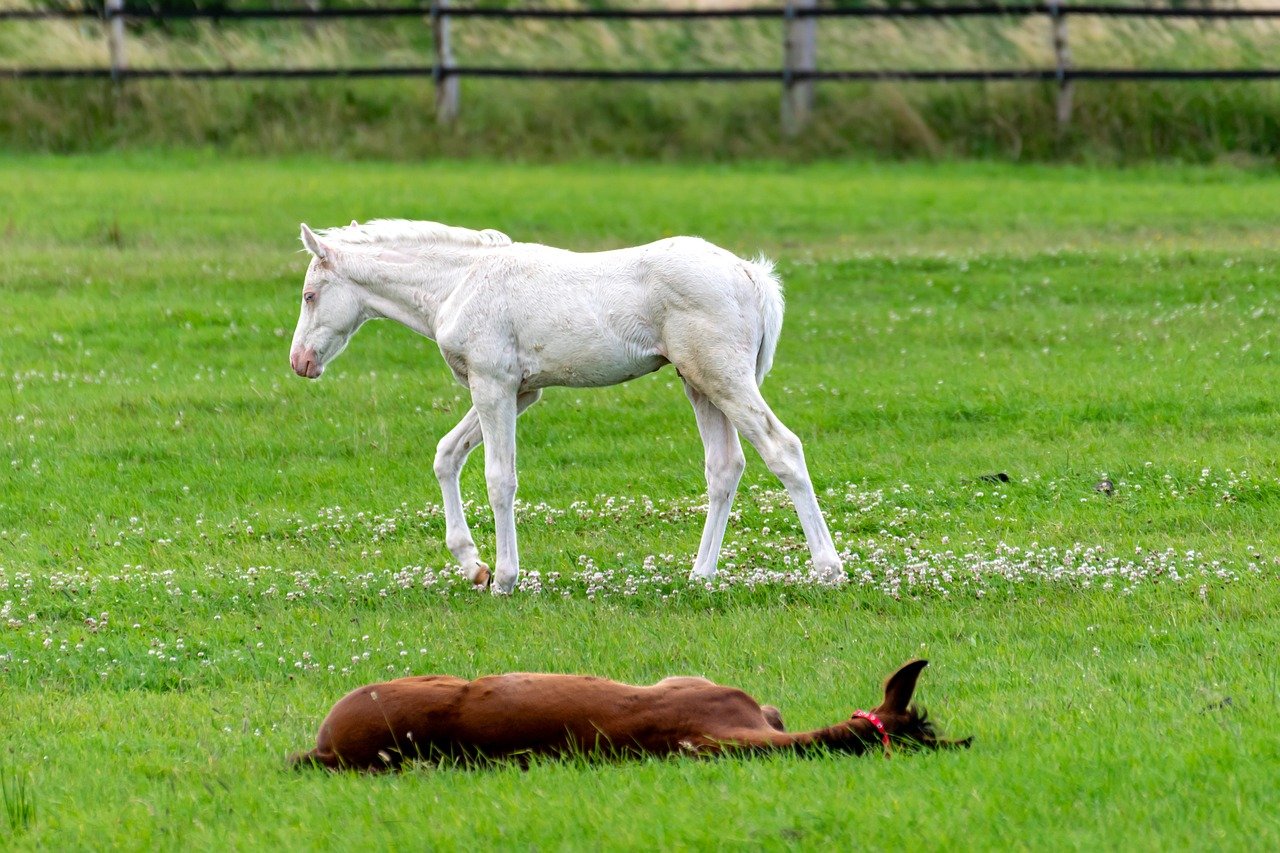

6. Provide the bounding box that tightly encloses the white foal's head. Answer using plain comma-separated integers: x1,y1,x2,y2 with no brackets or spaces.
290,223,368,380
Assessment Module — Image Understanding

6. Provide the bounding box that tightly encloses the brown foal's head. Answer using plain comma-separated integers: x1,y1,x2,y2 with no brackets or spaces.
871,659,973,750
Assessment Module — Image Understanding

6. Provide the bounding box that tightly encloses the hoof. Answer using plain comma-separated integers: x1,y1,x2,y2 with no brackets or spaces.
490,571,518,595
470,563,491,589
814,564,847,585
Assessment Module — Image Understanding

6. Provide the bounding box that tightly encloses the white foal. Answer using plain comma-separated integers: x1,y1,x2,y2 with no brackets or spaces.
289,219,844,594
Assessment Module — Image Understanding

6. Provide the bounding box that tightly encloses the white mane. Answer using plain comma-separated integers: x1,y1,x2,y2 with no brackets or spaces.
317,219,512,251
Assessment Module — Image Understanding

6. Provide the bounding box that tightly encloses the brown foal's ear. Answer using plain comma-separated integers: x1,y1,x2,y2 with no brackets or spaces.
874,659,929,715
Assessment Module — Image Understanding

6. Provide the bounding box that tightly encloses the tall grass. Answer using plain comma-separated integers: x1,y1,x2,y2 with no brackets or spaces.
1,766,35,836
5,5,1280,159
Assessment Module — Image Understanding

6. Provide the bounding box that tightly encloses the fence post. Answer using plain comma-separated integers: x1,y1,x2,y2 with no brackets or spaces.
1049,0,1073,133
106,0,126,85
432,0,459,125
303,0,320,37
781,0,817,139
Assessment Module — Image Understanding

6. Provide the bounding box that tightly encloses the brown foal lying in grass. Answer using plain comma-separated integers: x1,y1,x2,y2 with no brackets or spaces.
290,659,970,771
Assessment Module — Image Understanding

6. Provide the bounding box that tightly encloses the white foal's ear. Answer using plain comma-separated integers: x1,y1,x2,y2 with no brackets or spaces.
300,223,329,260
350,219,359,227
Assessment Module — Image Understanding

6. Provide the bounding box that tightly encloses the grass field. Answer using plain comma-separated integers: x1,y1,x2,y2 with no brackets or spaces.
2,155,1279,848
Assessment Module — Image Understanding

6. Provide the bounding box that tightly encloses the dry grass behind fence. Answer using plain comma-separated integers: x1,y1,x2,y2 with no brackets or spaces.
4,5,1280,158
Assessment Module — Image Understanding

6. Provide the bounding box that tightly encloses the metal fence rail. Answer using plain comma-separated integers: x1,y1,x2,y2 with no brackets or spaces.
6,2,1280,135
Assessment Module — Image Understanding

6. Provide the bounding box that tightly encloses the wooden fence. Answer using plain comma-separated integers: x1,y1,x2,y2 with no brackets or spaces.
7,2,1280,136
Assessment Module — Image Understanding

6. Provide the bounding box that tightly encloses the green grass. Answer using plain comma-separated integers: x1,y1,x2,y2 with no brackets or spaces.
1,155,1278,848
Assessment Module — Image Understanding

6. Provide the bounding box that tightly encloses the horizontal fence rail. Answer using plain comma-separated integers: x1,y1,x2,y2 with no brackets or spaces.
17,66,1280,81
8,3,1280,134
18,3,1280,18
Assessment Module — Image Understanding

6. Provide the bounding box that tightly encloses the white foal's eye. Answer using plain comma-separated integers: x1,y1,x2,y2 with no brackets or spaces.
304,292,316,304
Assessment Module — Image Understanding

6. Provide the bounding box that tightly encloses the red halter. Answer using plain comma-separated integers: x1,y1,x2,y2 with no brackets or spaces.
853,710,891,756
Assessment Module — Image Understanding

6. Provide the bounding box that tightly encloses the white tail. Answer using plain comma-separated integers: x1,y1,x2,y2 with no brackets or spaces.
749,256,785,386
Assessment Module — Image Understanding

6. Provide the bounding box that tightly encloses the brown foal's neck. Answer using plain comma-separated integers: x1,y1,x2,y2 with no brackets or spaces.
800,717,884,755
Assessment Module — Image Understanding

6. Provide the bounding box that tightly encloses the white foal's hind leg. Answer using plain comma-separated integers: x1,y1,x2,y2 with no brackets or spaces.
708,378,844,583
685,382,745,581
470,379,523,595
435,408,487,584
433,390,541,587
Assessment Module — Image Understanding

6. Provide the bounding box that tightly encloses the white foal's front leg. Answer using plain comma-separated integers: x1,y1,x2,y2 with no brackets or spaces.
470,379,523,595
433,391,541,587
685,383,745,581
